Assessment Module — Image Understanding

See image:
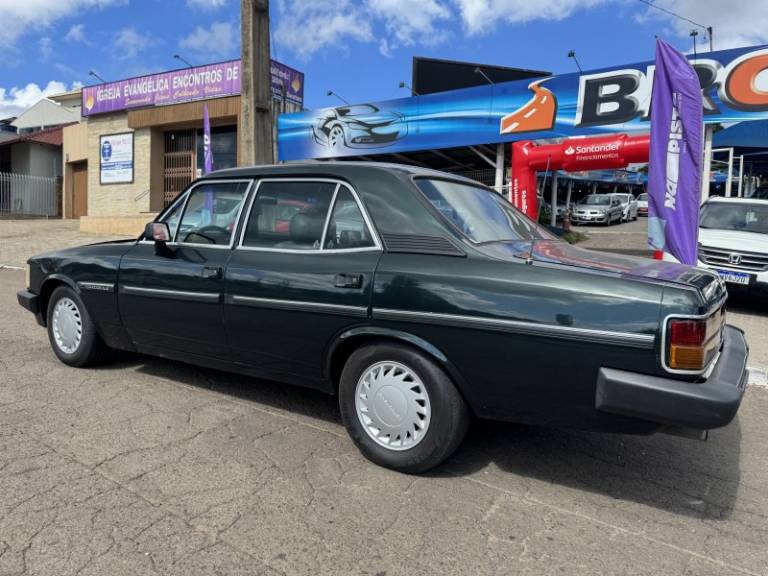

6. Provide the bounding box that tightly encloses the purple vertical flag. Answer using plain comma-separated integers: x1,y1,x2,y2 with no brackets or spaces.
647,39,704,265
203,103,214,175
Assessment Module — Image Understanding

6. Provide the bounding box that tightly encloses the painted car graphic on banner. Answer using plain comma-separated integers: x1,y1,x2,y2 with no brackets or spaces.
312,104,407,150
278,44,768,161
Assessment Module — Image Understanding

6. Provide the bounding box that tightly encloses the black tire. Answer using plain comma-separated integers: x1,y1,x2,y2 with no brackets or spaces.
46,285,109,367
338,342,469,474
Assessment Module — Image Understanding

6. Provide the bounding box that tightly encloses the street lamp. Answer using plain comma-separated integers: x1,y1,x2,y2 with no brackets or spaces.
173,54,194,68
326,90,350,105
690,29,699,58
474,67,494,85
567,50,583,73
88,70,106,83
398,81,419,96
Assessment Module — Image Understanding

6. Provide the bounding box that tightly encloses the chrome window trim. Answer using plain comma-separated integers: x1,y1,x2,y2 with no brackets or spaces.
372,308,656,349
660,303,727,376
236,178,383,254
139,179,255,249
120,285,221,304
320,183,340,249
227,294,368,318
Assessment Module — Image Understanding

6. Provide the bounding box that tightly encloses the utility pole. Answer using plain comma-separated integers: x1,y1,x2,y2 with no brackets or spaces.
240,0,273,166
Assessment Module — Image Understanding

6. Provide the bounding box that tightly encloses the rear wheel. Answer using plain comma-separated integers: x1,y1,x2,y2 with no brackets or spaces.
47,286,109,367
338,343,469,473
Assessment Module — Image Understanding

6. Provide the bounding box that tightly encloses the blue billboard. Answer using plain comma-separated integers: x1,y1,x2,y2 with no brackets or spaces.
278,44,768,161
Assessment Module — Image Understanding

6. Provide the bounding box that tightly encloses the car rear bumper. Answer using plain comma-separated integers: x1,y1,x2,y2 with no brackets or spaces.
595,325,748,430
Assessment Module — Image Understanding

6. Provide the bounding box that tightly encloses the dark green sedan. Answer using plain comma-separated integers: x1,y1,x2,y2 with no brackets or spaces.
17,163,748,473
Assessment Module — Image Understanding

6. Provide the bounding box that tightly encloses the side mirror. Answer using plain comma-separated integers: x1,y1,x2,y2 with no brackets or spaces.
145,222,174,257
145,222,170,242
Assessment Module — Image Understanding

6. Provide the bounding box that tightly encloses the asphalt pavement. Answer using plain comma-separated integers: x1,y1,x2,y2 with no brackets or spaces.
1,220,767,576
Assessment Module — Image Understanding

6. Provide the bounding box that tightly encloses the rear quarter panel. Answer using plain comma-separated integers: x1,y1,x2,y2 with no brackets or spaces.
371,253,667,431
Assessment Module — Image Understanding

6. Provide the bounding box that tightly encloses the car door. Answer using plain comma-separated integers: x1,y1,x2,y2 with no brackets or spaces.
118,179,252,359
224,178,382,388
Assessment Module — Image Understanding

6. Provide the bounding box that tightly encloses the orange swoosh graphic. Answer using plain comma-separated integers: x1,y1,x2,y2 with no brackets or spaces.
500,81,557,135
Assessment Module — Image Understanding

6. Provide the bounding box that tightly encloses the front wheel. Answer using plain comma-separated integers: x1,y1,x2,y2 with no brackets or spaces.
338,343,469,473
47,286,109,367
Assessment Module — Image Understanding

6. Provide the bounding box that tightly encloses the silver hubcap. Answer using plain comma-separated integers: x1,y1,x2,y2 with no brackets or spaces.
52,297,82,354
355,361,431,451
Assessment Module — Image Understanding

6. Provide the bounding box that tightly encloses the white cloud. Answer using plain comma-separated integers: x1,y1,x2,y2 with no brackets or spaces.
639,0,768,50
64,24,86,43
186,0,227,9
273,0,375,59
0,0,126,49
115,27,156,59
179,21,238,60
452,0,608,35
367,0,451,47
0,80,70,119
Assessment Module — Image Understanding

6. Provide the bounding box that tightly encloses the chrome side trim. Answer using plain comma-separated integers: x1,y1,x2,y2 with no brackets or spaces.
77,282,115,293
372,308,656,349
120,285,221,304
227,294,368,318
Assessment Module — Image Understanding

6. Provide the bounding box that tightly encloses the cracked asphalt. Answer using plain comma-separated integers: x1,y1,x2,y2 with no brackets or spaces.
1,221,768,575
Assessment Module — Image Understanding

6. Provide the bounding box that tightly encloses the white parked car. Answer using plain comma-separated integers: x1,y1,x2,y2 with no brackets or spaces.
697,197,768,292
636,192,649,216
615,193,639,221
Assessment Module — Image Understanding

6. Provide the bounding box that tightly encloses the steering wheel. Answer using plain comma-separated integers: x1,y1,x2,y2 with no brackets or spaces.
183,225,229,244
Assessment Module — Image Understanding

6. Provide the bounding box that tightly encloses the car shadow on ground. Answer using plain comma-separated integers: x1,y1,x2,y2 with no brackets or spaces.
94,353,744,522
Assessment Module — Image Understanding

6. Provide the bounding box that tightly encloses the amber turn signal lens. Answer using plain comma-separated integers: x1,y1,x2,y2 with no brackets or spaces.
669,345,705,371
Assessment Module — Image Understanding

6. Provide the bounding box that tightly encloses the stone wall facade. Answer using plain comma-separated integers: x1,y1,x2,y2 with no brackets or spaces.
86,113,152,216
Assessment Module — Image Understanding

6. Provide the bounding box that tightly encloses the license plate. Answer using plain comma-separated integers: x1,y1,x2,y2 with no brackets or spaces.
715,269,752,285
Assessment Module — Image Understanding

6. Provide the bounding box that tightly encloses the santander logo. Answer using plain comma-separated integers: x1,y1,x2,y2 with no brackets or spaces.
564,146,576,155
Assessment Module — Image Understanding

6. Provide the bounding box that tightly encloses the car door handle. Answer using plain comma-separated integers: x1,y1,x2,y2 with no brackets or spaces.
202,266,222,279
334,273,363,289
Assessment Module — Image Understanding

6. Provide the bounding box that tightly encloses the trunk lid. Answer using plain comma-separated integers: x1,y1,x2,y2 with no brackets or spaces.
477,239,725,304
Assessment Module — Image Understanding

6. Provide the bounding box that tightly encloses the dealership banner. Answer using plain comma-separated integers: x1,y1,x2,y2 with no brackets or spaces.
82,59,303,116
647,40,703,265
278,43,768,161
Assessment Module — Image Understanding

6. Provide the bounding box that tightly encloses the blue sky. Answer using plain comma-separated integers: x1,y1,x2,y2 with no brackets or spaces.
0,0,765,118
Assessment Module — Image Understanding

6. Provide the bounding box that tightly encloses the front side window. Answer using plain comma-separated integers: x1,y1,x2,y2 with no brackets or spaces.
175,181,250,245
242,181,336,250
415,178,547,243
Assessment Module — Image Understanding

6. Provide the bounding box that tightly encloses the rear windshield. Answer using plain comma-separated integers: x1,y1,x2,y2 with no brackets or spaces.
415,179,549,243
638,193,648,201
700,202,768,234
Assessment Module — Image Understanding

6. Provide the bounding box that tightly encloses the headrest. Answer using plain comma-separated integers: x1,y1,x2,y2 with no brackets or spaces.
290,211,326,244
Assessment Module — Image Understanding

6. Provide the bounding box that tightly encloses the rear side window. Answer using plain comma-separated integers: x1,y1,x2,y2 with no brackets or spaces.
325,188,375,250
242,181,336,250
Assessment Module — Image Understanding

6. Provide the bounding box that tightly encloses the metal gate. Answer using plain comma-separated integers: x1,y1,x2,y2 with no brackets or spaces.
0,172,60,217
163,130,196,207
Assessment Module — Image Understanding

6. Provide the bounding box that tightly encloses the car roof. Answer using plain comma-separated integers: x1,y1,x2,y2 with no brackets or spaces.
203,161,485,186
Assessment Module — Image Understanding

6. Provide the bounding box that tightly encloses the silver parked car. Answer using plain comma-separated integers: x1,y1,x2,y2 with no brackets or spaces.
572,194,624,225
615,193,639,222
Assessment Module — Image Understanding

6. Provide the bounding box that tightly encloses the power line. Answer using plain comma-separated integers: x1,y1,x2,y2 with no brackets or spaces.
637,0,713,51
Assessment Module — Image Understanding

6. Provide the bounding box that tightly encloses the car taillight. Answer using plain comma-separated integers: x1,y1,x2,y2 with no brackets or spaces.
667,312,723,371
